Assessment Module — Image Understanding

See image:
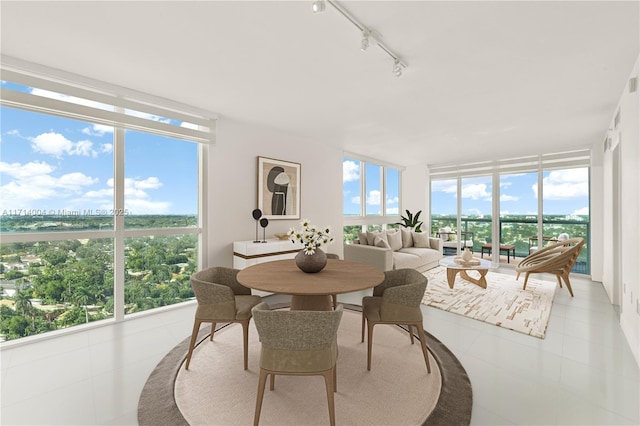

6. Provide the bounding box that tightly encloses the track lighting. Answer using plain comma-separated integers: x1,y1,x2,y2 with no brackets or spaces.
393,59,403,77
312,0,408,76
360,30,370,51
311,0,326,13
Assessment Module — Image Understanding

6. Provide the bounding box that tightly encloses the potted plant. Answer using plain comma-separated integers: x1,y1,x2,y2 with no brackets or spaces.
395,209,423,232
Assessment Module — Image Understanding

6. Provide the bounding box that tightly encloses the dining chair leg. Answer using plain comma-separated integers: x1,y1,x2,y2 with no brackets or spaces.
408,325,415,344
242,320,249,370
556,275,564,288
333,364,337,392
269,373,275,390
253,369,268,426
367,321,375,371
210,322,217,341
185,319,202,370
322,369,336,426
416,325,431,374
361,312,365,342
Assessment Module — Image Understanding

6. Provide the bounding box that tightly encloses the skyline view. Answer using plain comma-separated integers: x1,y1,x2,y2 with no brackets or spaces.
344,158,588,218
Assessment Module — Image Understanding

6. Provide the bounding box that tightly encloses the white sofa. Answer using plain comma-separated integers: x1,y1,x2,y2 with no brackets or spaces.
343,228,443,273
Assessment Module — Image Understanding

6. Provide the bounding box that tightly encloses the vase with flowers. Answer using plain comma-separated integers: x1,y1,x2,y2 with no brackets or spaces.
288,219,334,273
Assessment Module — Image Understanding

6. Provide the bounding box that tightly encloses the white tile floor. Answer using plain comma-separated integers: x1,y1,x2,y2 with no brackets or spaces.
1,270,638,425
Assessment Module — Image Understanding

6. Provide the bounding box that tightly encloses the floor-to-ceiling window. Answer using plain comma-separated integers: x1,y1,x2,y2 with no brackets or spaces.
343,155,402,241
429,152,591,273
0,63,215,341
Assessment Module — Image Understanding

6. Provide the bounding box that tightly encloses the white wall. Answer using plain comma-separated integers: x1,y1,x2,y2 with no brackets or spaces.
602,55,640,366
401,164,429,229
206,118,344,266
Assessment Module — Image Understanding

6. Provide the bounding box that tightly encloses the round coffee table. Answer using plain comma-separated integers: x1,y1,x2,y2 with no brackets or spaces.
438,256,492,289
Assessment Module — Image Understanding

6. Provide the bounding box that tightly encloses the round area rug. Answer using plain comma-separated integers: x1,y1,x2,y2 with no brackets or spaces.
138,304,472,425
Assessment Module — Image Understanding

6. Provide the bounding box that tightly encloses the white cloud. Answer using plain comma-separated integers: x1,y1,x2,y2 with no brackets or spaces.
461,183,490,200
57,172,99,190
500,194,519,202
351,196,360,205
82,124,114,136
386,207,399,214
100,144,113,154
1,161,55,178
343,160,359,182
386,196,399,205
124,198,172,215
432,180,457,195
573,207,589,215
0,160,98,210
31,132,73,158
536,168,589,200
30,131,109,158
69,140,96,157
132,176,162,190
366,190,381,206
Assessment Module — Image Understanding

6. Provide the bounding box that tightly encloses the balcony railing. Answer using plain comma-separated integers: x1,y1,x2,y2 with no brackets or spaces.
431,217,590,274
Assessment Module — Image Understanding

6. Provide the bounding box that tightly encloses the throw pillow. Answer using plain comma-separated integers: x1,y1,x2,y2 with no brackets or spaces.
400,228,413,248
358,231,369,245
412,231,430,248
373,235,391,250
438,227,451,241
386,229,403,251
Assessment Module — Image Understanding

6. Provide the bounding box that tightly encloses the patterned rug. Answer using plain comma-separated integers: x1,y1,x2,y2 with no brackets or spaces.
422,266,556,338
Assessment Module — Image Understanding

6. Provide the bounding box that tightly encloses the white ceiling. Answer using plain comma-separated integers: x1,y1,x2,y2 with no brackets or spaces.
1,1,639,167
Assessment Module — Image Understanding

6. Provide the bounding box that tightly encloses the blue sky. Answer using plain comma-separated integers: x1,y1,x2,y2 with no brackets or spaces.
343,158,400,216
1,85,198,215
344,157,589,218
431,169,589,217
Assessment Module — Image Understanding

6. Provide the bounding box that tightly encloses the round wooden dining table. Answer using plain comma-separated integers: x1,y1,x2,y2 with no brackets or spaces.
237,259,385,310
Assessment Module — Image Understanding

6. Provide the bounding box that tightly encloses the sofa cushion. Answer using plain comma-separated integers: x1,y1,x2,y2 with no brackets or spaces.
412,232,430,248
374,235,391,250
386,229,402,251
398,247,442,265
392,251,422,270
400,228,413,248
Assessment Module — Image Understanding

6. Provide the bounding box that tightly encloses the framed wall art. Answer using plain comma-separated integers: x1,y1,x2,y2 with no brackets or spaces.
257,156,301,220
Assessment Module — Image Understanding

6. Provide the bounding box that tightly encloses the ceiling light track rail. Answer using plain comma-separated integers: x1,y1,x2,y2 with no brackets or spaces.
312,0,407,76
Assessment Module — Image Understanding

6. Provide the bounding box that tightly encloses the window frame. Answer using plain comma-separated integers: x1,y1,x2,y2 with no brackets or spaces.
343,153,404,232
0,56,216,342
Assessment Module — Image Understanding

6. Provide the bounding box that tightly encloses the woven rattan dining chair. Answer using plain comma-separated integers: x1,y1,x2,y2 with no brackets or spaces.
361,268,431,373
252,302,343,426
515,237,585,297
185,267,262,370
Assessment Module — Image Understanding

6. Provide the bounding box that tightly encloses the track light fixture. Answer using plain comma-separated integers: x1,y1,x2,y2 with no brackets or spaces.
360,30,370,51
312,0,407,76
311,0,326,14
393,59,403,77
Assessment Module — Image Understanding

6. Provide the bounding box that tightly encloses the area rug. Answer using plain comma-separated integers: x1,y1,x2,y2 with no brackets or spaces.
422,266,556,338
138,303,472,426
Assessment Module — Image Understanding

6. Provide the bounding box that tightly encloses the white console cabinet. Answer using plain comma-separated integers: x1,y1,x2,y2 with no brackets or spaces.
233,239,303,269
233,239,303,296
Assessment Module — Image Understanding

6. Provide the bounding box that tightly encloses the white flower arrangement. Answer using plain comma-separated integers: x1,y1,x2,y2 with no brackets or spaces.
288,219,334,255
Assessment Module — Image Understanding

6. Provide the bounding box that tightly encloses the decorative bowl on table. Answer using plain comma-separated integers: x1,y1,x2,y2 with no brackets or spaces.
454,257,480,266
274,233,289,240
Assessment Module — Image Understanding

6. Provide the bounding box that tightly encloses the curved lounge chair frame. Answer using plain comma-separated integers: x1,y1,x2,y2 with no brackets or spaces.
515,237,585,297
